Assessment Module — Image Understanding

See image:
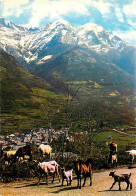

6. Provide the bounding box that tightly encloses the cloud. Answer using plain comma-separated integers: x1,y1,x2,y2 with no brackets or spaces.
1,0,135,36
28,0,92,27
113,30,136,45
127,18,136,27
115,7,124,23
27,0,114,27
1,0,29,17
0,0,114,28
123,0,136,28
123,0,136,17
0,0,121,27
93,2,112,15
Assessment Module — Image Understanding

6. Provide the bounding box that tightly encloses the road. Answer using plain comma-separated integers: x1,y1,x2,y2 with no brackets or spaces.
0,167,136,196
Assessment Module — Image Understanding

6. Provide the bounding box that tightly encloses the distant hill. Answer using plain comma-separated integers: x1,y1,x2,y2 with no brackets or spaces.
0,50,66,134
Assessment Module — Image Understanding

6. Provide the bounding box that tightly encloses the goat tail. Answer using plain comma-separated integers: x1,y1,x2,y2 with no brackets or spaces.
129,173,131,178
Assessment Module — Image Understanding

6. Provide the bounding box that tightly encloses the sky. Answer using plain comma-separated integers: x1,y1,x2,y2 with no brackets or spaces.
0,0,136,46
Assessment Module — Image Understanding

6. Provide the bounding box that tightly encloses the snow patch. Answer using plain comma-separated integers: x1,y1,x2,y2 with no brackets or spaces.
80,23,104,33
36,55,53,64
24,53,38,63
41,55,52,61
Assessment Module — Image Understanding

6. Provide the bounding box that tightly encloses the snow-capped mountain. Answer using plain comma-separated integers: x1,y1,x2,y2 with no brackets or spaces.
0,17,136,80
1,18,135,128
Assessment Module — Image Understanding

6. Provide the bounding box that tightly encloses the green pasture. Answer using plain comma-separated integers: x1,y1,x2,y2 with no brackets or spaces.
95,130,136,150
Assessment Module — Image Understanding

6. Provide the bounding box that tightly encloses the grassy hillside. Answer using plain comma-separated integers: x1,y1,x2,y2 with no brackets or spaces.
31,46,135,92
31,46,136,126
0,49,135,135
0,50,66,134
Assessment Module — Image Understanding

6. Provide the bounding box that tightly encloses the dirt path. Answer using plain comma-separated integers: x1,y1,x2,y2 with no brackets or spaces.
0,167,136,196
112,129,136,137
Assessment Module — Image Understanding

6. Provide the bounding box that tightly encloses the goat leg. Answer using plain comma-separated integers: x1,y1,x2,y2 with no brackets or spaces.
79,177,82,189
90,175,92,186
77,177,79,188
126,182,129,190
118,182,121,191
67,178,69,186
37,177,40,186
110,181,116,189
52,174,55,183
130,182,132,190
82,176,86,187
58,173,61,182
46,174,48,185
61,178,64,186
69,177,72,185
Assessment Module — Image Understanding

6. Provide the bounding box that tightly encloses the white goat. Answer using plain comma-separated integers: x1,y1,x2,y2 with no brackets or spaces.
38,144,52,159
38,160,60,185
126,150,136,164
61,168,73,186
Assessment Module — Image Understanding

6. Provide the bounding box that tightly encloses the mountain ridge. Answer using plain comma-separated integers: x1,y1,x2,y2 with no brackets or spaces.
0,18,135,90
0,19,136,129
0,18,135,75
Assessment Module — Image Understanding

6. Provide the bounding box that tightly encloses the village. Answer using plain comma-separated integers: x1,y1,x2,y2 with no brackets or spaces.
0,128,69,153
1,126,135,154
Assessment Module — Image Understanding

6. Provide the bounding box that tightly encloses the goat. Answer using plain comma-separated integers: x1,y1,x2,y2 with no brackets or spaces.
108,153,117,167
38,144,52,159
109,171,132,191
15,145,32,161
0,150,16,164
73,159,92,189
38,160,60,185
61,168,73,186
0,152,16,164
126,150,136,164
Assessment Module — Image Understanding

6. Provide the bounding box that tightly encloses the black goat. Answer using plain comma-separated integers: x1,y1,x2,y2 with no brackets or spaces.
109,171,132,191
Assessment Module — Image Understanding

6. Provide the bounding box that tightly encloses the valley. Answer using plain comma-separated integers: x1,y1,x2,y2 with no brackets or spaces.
0,1,136,195
0,17,135,142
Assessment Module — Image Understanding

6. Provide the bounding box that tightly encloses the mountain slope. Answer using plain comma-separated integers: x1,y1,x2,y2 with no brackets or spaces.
0,18,135,128
0,50,66,133
31,45,135,98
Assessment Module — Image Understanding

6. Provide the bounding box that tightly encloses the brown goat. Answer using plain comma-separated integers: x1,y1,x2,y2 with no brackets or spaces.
0,152,16,164
73,159,92,189
109,171,132,191
15,145,32,161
